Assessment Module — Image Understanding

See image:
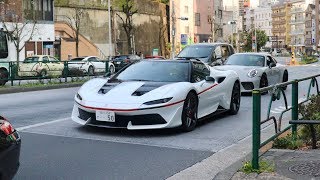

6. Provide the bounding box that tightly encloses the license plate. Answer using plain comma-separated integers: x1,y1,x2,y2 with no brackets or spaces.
96,110,115,122
116,62,121,64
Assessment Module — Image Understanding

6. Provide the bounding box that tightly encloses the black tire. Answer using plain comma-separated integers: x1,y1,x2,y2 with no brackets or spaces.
181,92,198,132
282,70,288,90
39,69,47,78
88,66,95,75
229,81,241,115
259,74,268,95
109,65,115,74
0,69,8,86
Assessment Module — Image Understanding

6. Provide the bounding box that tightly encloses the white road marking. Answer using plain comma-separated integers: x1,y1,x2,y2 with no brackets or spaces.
16,117,70,131
270,110,280,114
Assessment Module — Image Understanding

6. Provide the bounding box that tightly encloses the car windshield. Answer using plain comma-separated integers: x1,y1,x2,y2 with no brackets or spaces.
24,57,39,63
70,57,85,61
177,46,213,59
112,61,190,82
225,54,265,67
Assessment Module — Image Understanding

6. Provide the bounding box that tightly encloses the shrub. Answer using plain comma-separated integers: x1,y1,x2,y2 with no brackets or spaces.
240,160,274,174
272,134,303,149
299,95,320,145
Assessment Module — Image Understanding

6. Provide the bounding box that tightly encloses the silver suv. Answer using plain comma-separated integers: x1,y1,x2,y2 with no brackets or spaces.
176,43,235,66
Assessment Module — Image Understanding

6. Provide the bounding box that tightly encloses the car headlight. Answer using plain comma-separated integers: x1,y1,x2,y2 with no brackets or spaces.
76,93,83,101
248,69,258,78
143,97,173,105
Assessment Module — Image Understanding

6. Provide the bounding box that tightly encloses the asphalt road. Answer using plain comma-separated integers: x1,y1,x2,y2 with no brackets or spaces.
0,57,319,179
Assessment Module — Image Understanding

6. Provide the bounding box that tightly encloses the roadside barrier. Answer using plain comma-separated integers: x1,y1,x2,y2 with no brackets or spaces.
251,74,320,169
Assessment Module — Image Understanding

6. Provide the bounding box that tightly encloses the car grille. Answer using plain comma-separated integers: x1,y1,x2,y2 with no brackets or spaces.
241,82,254,90
78,108,167,127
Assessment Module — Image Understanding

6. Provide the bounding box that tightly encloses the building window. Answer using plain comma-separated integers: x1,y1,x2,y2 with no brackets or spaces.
195,13,200,26
185,26,189,34
184,6,188,13
23,0,53,21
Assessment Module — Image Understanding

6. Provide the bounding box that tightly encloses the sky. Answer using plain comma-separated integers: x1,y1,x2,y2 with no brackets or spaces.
223,0,259,8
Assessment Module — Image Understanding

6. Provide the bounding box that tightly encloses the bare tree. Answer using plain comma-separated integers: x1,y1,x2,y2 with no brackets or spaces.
114,0,138,54
0,1,37,66
72,7,83,57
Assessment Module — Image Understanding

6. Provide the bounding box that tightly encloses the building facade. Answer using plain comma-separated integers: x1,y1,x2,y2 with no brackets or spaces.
271,2,291,49
0,0,55,61
193,0,214,43
305,4,316,55
254,6,273,48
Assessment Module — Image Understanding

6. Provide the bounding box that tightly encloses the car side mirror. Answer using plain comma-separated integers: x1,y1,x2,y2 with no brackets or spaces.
205,76,215,82
269,62,276,68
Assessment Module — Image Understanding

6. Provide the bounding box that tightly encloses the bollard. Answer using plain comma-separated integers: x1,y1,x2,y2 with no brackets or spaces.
291,80,299,140
252,90,261,170
64,61,68,83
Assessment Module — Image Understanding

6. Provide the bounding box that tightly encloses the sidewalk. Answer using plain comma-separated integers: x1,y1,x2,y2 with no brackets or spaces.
219,148,320,180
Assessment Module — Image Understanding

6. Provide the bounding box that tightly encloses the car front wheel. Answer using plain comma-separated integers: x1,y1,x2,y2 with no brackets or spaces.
181,92,198,132
229,81,241,115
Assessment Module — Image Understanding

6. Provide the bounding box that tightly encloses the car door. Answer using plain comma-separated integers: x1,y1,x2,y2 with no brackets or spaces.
91,57,105,73
191,61,218,118
49,56,63,76
209,45,223,66
265,56,279,85
19,56,40,77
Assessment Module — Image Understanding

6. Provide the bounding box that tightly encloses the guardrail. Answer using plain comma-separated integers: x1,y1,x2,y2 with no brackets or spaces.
0,60,114,86
251,74,320,170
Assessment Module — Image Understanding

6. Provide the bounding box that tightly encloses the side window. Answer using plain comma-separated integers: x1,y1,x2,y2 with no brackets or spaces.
88,57,95,62
49,57,58,63
266,56,274,66
192,62,210,82
214,46,222,59
228,45,235,55
43,56,49,63
221,45,230,58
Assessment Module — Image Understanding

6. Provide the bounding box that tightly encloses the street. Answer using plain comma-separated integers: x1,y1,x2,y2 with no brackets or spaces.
1,57,320,179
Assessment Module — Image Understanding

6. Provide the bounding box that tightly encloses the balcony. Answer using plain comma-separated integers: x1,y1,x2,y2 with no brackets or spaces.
290,30,304,35
290,19,305,24
272,20,286,25
291,8,305,14
272,12,286,18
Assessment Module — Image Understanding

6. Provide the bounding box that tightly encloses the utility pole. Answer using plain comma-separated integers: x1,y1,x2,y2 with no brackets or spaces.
171,0,176,58
108,0,112,60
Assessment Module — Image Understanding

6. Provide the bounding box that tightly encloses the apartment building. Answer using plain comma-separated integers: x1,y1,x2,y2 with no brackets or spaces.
194,0,214,43
271,2,291,49
254,6,273,47
305,4,316,55
0,0,55,60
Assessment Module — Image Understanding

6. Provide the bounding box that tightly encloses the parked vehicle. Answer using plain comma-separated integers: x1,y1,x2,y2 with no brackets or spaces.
217,53,288,93
0,116,21,180
144,55,165,60
68,56,115,75
112,55,141,71
176,43,235,66
72,59,240,131
18,55,64,77
0,31,15,86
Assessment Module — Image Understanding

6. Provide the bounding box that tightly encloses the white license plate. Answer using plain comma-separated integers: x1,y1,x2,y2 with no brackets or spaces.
96,110,115,122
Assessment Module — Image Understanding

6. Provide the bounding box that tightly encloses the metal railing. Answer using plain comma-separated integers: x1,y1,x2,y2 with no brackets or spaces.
251,74,320,170
0,60,114,86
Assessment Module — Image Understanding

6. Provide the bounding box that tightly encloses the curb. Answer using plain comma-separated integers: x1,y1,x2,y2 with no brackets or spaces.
0,83,83,94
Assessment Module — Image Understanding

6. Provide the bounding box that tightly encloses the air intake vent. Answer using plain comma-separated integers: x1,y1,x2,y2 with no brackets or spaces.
98,83,120,94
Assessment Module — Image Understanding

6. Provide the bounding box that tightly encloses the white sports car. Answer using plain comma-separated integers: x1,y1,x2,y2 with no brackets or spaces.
72,59,240,131
68,56,115,75
217,53,288,93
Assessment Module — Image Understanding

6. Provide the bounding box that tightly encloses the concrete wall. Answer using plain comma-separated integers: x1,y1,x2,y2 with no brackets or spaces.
55,0,169,57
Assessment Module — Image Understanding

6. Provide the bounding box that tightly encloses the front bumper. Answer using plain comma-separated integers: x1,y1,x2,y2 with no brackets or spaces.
240,77,260,93
71,101,184,130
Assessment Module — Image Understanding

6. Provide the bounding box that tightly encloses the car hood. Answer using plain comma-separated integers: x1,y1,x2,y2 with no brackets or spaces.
77,78,185,108
216,65,264,79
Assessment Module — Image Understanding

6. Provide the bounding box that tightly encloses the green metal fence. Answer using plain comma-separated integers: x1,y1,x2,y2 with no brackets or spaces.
251,74,320,169
0,60,111,86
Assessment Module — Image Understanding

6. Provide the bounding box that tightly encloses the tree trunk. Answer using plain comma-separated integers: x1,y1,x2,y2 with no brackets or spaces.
76,37,79,57
127,35,132,54
16,47,20,68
